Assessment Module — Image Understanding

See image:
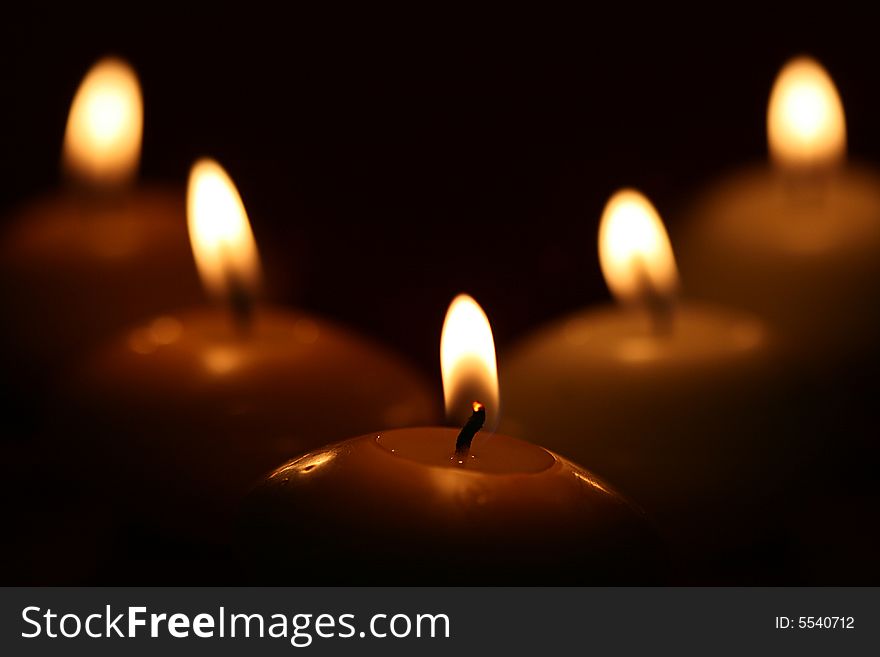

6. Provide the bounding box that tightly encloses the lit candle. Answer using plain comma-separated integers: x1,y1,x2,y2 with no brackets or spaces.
500,190,787,581
679,56,880,364
237,294,663,585
678,57,880,576
62,158,437,560
0,57,201,384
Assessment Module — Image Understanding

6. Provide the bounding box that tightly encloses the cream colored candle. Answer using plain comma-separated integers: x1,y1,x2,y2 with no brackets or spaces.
0,57,200,381
679,56,880,364
63,159,437,550
239,295,663,584
501,190,789,580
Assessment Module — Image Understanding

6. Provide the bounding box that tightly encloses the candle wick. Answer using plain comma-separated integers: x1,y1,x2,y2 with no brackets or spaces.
224,266,254,335
217,243,255,334
633,256,675,337
68,181,131,220
454,402,486,467
66,174,133,206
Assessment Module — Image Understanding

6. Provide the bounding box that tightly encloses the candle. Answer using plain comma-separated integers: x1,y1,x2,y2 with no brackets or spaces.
678,56,880,364
62,158,437,567
237,294,663,585
500,190,790,582
677,57,880,576
0,57,200,388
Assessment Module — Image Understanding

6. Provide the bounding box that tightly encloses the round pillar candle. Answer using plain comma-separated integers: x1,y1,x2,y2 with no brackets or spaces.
61,159,437,566
679,56,880,364
68,308,437,526
677,56,880,509
0,57,201,384
237,294,664,584
239,427,662,584
501,190,792,582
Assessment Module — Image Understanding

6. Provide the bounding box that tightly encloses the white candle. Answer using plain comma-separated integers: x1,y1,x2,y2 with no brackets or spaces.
679,56,880,365
501,190,789,581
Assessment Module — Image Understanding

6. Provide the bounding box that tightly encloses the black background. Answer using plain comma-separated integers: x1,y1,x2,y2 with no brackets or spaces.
3,7,880,376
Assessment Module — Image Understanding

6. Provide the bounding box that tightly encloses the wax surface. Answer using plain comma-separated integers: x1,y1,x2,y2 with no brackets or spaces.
237,428,664,584
679,164,880,359
684,165,880,254
378,429,554,473
500,302,796,582
501,303,776,464
679,164,880,580
539,302,768,366
62,307,438,544
0,186,201,375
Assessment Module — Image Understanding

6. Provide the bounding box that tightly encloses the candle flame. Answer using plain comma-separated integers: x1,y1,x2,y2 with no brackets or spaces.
62,57,143,186
767,56,846,170
440,294,499,428
598,189,679,306
186,158,262,301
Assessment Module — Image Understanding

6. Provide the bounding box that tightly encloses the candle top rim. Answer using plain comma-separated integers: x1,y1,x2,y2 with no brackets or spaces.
506,301,768,368
688,163,880,255
375,427,557,475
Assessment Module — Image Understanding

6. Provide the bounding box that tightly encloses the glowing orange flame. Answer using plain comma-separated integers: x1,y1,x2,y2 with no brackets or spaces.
62,57,143,186
767,56,846,170
440,294,499,427
186,158,262,301
598,189,679,306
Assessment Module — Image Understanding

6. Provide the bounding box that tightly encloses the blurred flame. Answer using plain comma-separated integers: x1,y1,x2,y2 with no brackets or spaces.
598,189,679,306
440,294,499,427
768,56,846,170
186,158,262,301
62,57,143,186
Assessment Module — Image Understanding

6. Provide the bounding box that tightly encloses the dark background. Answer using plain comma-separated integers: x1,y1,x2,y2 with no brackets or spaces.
3,7,880,376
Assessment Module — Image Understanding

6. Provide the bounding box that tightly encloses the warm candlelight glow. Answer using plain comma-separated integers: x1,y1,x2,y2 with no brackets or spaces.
62,57,144,186
270,449,339,478
767,56,846,170
186,158,262,301
440,294,500,428
598,189,679,306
